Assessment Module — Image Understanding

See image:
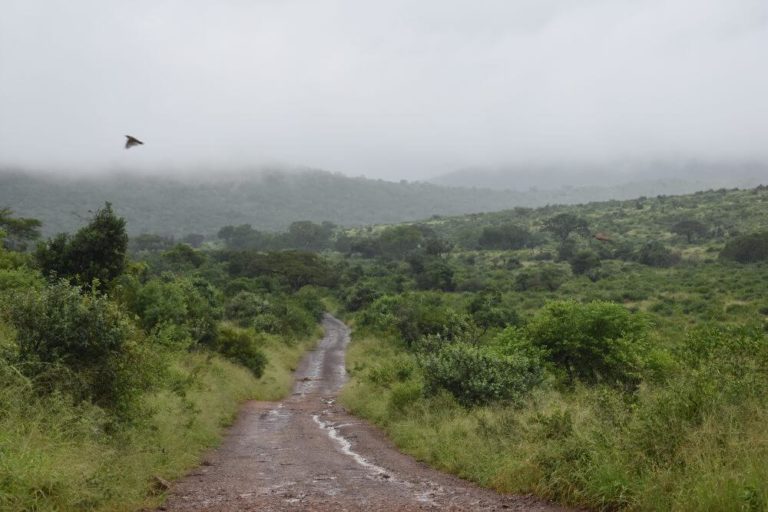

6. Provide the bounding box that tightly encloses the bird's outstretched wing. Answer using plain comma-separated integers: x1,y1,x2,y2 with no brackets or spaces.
125,135,144,149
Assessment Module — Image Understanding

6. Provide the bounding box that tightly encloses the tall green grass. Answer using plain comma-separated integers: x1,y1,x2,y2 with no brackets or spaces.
341,335,768,511
0,331,319,511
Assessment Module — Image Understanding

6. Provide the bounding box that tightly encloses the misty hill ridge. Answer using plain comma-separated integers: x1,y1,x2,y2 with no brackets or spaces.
1,168,765,238
431,161,768,192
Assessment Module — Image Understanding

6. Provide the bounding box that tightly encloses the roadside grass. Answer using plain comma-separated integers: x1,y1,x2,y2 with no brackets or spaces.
0,328,321,512
250,330,322,401
341,334,768,511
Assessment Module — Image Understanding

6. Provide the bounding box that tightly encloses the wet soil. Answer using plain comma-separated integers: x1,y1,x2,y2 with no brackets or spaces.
160,315,570,511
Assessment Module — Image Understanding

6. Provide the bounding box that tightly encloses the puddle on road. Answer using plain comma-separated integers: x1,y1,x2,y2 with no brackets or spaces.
312,414,392,479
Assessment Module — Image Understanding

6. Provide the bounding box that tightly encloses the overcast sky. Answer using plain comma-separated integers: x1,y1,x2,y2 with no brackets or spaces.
1,0,766,181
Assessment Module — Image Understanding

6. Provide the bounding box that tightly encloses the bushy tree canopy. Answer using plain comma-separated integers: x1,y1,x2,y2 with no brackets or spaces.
35,203,128,289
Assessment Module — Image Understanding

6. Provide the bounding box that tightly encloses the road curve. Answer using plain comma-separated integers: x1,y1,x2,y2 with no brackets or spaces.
160,314,569,512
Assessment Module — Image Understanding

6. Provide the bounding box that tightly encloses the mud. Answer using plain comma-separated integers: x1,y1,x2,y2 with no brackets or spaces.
160,314,569,511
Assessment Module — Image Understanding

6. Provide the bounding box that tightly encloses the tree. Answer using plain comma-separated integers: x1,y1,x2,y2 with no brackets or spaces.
719,231,768,263
569,249,601,275
6,281,150,413
35,203,128,289
0,207,41,251
181,233,205,248
525,300,649,387
467,290,519,333
542,213,589,243
671,220,708,243
477,223,532,250
285,220,334,251
637,241,679,267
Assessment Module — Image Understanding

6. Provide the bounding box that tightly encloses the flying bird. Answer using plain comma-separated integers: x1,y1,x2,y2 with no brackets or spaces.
125,135,144,149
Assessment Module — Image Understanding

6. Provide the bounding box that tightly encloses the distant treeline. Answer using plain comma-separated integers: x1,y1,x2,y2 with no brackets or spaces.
2,168,758,239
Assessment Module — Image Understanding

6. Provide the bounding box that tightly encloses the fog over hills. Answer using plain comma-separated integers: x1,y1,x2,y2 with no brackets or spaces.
2,164,766,239
430,160,768,192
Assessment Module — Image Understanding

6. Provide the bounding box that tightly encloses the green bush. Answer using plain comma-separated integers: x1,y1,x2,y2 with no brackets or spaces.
360,293,471,345
719,231,768,263
3,281,154,414
636,241,680,267
132,276,221,347
224,291,270,326
525,300,649,388
35,203,128,290
569,250,601,275
514,264,569,292
419,342,543,406
215,325,268,377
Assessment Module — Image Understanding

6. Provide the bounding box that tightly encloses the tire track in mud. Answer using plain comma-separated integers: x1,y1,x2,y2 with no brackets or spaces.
160,314,570,512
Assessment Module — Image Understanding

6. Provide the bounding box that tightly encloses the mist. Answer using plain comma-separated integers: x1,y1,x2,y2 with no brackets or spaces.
1,0,767,182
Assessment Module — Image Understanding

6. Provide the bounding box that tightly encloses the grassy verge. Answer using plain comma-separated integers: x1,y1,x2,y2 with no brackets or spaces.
340,335,768,511
0,330,320,511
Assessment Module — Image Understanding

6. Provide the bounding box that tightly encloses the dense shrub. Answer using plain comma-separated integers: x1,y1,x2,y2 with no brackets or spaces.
215,325,268,377
343,281,381,311
3,281,153,414
35,203,128,289
360,293,470,345
420,342,543,406
514,264,569,291
477,223,532,250
719,231,768,263
467,290,520,332
525,300,649,387
636,241,680,267
132,276,221,346
569,250,601,275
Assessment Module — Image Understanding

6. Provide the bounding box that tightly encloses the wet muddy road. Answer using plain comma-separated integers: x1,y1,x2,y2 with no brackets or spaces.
161,315,568,512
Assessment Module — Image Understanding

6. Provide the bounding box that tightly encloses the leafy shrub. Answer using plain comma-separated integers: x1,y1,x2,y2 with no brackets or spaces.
132,276,221,347
636,241,680,267
215,325,267,377
420,342,543,406
343,282,380,311
569,250,601,275
524,300,649,388
467,290,520,332
719,231,768,263
3,281,153,414
477,224,532,250
35,203,128,289
225,291,270,326
360,293,470,345
514,264,569,292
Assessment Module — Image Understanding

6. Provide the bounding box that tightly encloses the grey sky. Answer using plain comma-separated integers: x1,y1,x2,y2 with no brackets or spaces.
1,0,766,180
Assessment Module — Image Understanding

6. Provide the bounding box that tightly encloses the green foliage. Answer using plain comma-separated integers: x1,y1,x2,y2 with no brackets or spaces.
162,243,206,268
720,231,768,263
224,291,270,326
360,292,471,345
35,203,128,289
467,290,519,332
514,264,569,291
409,255,456,291
0,207,41,251
215,324,268,377
524,300,649,387
569,249,601,275
477,223,532,250
670,219,708,243
223,250,336,290
3,281,152,414
420,342,544,406
131,276,221,347
542,213,589,243
636,240,680,267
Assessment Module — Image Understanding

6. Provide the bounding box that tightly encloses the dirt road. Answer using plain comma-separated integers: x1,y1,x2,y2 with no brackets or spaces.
160,314,568,511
